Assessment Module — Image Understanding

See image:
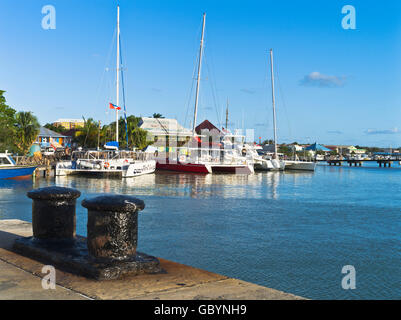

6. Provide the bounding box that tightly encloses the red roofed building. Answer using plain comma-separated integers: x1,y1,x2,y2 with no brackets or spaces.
194,120,223,148
195,120,221,136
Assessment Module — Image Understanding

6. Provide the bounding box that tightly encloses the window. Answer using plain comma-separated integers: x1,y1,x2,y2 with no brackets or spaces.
0,157,11,165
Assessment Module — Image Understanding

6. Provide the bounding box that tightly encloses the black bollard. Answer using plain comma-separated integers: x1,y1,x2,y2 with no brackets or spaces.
15,191,161,280
27,186,81,241
82,194,145,261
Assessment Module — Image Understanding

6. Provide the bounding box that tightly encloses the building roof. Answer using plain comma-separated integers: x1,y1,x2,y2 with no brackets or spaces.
139,117,192,136
195,120,221,135
262,144,276,152
38,126,67,138
53,119,85,123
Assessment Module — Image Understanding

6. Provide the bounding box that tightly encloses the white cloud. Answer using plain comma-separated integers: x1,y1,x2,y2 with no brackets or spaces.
365,128,399,135
300,72,346,88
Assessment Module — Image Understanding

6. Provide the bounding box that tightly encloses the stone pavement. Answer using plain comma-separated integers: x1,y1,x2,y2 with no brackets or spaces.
0,219,303,300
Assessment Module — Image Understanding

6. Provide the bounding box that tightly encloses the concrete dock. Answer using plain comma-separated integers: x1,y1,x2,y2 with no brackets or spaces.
0,219,303,300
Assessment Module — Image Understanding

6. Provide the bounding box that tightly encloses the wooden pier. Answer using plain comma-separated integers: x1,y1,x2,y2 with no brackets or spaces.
33,165,55,178
326,159,396,168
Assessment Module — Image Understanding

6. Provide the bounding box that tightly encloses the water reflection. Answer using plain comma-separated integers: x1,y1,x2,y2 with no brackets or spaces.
1,170,318,204
52,171,291,200
2,166,401,299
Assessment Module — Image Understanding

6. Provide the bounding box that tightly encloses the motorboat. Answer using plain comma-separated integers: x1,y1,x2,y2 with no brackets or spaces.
0,152,37,179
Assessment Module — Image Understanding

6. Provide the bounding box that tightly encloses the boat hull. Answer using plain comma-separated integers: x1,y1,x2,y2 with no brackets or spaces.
56,160,156,178
254,159,285,171
0,166,37,179
284,160,316,171
156,161,211,174
211,164,254,174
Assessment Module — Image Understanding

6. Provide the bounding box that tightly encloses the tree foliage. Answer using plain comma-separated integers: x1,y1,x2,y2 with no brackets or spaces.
73,115,152,150
0,90,17,152
0,92,40,154
152,113,164,118
14,111,40,154
44,123,65,133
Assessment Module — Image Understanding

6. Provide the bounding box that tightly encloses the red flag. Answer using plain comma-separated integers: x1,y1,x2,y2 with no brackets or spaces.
109,103,121,110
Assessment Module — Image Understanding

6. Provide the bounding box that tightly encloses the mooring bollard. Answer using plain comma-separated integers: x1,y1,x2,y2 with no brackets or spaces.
82,195,145,261
27,186,81,241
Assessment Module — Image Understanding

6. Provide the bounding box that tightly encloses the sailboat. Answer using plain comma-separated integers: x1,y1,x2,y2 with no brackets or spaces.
259,49,285,171
156,13,253,174
56,5,156,178
270,50,315,171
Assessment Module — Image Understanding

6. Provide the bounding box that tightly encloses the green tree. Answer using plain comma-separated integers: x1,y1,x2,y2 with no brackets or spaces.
262,139,274,145
278,145,293,156
14,111,40,154
109,115,152,150
152,113,164,118
72,115,152,150
0,91,17,152
44,123,66,133
74,118,100,148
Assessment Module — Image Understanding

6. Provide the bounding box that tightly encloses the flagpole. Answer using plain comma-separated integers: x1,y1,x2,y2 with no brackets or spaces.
116,5,120,145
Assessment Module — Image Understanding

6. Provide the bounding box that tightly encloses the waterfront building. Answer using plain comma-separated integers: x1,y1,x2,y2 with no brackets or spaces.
195,120,222,136
347,146,366,154
289,144,304,152
34,127,70,149
325,145,366,155
53,119,85,130
138,117,192,151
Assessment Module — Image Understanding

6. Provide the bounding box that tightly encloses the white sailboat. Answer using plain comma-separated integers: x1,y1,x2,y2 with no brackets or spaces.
56,5,156,178
259,49,285,171
156,13,253,174
271,50,315,171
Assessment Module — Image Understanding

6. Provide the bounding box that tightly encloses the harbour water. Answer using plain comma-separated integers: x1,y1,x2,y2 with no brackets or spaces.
0,163,400,300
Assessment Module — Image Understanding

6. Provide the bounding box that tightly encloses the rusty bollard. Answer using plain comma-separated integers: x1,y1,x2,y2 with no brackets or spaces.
27,186,81,242
82,195,145,261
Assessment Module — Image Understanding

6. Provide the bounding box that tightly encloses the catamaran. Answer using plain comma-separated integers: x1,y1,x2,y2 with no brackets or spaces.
156,13,253,174
0,152,37,179
56,5,155,178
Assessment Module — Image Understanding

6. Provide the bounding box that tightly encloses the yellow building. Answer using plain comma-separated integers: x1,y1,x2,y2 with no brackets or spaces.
53,118,85,130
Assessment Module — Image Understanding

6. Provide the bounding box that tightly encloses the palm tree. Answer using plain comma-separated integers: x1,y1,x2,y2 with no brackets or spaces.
152,113,164,118
74,118,99,148
14,111,40,154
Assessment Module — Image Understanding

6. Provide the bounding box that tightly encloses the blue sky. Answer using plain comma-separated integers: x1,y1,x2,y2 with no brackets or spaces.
1,0,400,147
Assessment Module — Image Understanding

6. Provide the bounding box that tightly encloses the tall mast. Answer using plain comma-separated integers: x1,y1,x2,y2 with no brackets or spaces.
116,5,120,144
225,98,229,129
192,13,206,136
269,49,278,158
